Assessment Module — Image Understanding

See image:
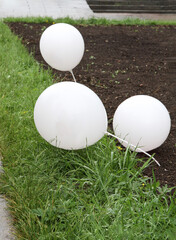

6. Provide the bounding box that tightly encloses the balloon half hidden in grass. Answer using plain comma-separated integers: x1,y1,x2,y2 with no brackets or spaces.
34,82,108,150
113,95,171,152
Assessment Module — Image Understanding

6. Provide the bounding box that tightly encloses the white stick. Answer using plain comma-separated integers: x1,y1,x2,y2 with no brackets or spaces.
70,70,77,82
105,131,160,167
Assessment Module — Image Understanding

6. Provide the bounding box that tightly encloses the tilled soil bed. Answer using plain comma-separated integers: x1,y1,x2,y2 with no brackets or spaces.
7,22,176,188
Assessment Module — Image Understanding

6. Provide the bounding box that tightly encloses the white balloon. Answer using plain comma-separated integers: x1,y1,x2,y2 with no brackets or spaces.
40,23,85,71
34,82,108,150
113,95,171,152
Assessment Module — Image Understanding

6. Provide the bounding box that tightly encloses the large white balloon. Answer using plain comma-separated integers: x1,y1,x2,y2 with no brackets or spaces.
34,82,108,150
113,95,171,152
40,23,85,71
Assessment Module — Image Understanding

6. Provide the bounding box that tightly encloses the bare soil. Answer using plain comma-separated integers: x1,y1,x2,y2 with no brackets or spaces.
7,22,176,188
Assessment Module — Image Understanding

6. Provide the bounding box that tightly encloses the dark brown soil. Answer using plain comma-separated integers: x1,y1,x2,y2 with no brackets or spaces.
7,22,176,188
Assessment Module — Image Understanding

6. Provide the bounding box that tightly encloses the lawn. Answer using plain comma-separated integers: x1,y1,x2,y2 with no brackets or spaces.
0,18,176,240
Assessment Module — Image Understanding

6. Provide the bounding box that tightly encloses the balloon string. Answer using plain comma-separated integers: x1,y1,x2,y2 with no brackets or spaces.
70,70,77,82
105,131,160,167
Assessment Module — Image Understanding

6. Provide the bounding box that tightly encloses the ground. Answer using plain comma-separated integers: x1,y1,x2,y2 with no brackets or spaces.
7,22,176,188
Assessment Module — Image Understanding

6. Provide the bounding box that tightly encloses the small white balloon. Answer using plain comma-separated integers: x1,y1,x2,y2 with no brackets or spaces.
113,95,171,152
34,82,108,150
40,23,85,71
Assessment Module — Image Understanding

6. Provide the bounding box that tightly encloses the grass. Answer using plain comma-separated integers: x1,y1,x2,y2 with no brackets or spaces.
0,19,176,239
4,16,176,26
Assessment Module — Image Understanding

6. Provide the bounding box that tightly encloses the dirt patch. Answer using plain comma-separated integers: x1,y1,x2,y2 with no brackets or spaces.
7,22,176,188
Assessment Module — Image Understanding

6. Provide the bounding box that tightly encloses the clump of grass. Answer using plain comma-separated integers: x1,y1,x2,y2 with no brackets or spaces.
0,21,176,239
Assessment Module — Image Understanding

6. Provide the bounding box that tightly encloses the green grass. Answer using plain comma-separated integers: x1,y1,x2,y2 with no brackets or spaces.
0,20,176,239
3,16,176,26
